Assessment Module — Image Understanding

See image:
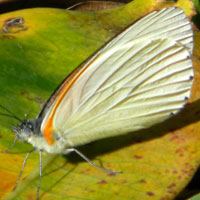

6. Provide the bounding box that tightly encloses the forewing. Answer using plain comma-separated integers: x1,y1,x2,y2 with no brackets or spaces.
39,7,193,147
104,7,193,54
53,38,193,146
40,7,193,123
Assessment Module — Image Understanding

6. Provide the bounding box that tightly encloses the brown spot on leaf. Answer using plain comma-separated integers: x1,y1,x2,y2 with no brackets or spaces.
177,175,182,179
181,168,194,176
133,155,143,159
21,89,43,104
167,183,176,189
168,190,177,195
170,135,179,141
84,188,95,193
146,192,155,196
184,162,189,166
139,179,147,184
108,173,117,177
182,169,188,174
97,180,107,184
2,17,27,34
170,134,186,143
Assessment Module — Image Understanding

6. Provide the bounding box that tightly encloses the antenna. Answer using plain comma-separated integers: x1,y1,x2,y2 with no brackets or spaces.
0,105,22,122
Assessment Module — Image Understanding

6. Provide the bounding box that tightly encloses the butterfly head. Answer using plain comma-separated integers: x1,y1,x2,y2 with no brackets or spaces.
12,119,40,142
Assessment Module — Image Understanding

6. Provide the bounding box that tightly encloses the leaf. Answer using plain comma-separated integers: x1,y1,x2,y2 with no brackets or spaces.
188,192,200,200
0,0,199,200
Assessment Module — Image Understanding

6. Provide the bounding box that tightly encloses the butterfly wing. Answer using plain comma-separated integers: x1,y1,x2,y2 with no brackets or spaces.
105,7,193,54
40,7,193,147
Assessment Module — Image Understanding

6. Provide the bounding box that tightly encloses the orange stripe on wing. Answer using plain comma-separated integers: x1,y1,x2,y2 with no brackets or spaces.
43,61,95,145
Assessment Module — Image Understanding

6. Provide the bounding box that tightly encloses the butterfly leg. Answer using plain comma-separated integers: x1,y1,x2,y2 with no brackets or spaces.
66,147,122,174
36,150,42,200
1,136,18,153
12,148,35,191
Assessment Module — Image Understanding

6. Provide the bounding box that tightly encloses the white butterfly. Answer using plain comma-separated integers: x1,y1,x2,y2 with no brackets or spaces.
7,7,193,199
14,7,194,152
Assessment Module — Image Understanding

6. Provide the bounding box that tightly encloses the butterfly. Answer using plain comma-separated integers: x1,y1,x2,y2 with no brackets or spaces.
2,6,194,200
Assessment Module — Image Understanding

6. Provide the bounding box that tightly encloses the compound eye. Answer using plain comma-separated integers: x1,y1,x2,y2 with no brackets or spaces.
28,123,33,131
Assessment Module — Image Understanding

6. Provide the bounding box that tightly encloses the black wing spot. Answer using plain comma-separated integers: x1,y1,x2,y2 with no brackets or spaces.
189,75,194,80
170,112,174,116
184,96,189,101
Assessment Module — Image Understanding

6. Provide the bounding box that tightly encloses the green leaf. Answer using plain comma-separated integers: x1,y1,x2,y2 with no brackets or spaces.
0,0,199,200
188,193,200,200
